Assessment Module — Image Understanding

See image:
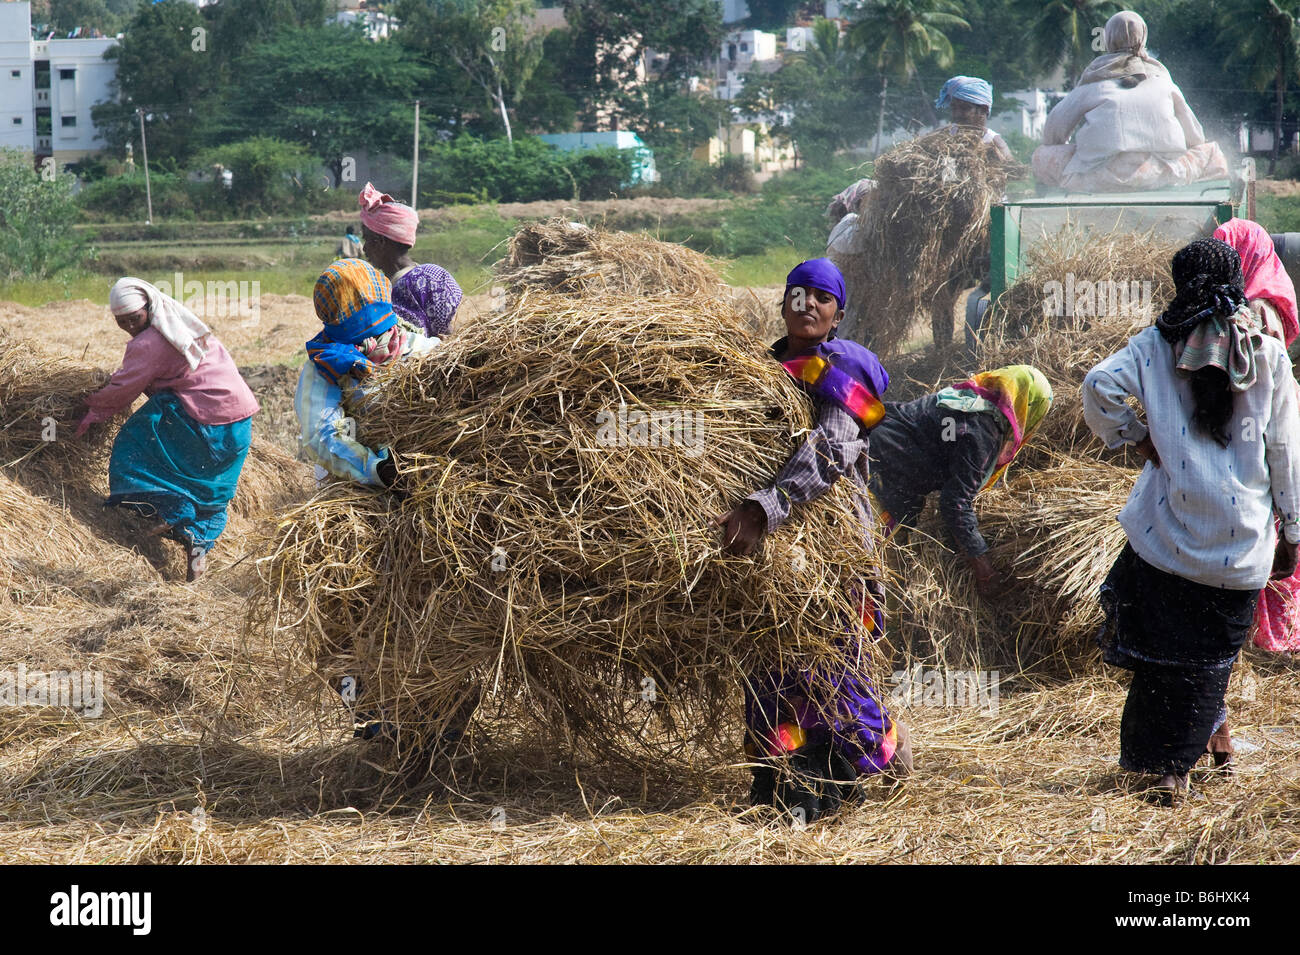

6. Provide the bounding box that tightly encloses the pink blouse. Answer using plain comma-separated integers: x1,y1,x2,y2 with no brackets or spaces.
79,326,260,432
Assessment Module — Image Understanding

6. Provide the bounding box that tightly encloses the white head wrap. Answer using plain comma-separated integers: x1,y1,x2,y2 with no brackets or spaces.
1077,11,1168,85
109,277,211,370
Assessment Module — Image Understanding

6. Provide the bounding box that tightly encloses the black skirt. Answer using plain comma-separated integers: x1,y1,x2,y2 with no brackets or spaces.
1098,544,1258,776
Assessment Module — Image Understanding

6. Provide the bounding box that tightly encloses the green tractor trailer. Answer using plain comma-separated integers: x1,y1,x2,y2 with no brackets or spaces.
964,160,1300,349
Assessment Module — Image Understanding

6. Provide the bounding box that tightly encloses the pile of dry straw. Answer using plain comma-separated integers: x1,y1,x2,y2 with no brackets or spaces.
833,129,1023,355
0,329,311,583
495,217,723,300
887,228,1182,677
258,229,888,770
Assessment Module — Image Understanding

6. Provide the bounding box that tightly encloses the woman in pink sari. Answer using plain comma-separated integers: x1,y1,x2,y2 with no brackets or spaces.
1215,219,1300,657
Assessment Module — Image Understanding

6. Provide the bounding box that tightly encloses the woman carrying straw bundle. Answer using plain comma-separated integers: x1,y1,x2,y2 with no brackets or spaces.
76,278,260,581
357,182,463,339
868,365,1053,600
714,258,911,822
1083,238,1300,800
295,258,441,487
935,76,1014,163
1032,11,1228,193
1214,219,1300,655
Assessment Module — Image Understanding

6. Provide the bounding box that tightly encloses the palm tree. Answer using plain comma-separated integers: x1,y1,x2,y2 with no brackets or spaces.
1222,0,1300,174
847,0,970,152
1025,0,1119,88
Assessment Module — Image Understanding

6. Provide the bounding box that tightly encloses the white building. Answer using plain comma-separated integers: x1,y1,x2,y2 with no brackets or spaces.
332,9,398,40
989,88,1051,141
0,1,117,165
719,30,776,72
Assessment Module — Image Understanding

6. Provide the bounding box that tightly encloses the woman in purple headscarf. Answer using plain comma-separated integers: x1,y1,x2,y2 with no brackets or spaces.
713,258,911,823
358,182,463,338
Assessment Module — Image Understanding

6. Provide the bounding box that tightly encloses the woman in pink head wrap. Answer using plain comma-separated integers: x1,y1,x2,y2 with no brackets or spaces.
358,182,463,339
1213,218,1299,346
1211,220,1300,657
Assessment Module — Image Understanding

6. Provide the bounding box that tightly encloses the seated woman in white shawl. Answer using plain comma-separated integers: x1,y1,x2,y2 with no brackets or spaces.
1032,11,1228,193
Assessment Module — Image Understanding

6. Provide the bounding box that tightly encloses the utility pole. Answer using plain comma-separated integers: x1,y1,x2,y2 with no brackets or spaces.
411,100,420,208
874,76,888,156
137,107,153,225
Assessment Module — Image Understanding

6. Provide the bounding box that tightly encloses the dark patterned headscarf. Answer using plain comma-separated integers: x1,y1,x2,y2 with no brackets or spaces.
391,264,463,338
1156,238,1247,344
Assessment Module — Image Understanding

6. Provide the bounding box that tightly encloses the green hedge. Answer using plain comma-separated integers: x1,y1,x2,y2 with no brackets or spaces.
419,136,636,204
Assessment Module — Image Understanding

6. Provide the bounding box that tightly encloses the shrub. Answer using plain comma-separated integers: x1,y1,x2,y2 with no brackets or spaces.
0,148,87,280
192,136,316,216
76,171,196,221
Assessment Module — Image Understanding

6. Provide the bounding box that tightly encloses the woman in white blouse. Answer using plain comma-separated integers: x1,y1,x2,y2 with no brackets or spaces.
1083,237,1300,801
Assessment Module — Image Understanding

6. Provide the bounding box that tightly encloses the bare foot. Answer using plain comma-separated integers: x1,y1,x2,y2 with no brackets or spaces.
1205,720,1233,772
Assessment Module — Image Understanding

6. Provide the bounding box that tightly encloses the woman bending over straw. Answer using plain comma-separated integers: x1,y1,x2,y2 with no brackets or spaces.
76,278,260,581
1214,219,1300,656
714,258,912,822
1083,238,1300,801
868,365,1052,600
296,258,441,488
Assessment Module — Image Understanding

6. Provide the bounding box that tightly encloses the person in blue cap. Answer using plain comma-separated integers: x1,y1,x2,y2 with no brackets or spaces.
935,76,1014,163
927,76,1015,349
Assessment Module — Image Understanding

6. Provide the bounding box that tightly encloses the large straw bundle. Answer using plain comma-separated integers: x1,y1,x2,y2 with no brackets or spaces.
834,129,1022,356
256,292,888,770
890,457,1129,679
980,228,1178,464
992,227,1177,338
0,331,113,479
494,218,723,299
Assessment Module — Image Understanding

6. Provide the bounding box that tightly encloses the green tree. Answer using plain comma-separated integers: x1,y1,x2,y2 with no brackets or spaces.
90,0,215,167
514,28,580,133
1221,0,1300,173
394,0,544,144
193,136,314,214
848,0,970,147
1023,0,1119,87
738,18,878,164
221,25,423,186
744,0,805,30
0,149,85,281
206,0,331,78
48,0,122,35
562,0,725,131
